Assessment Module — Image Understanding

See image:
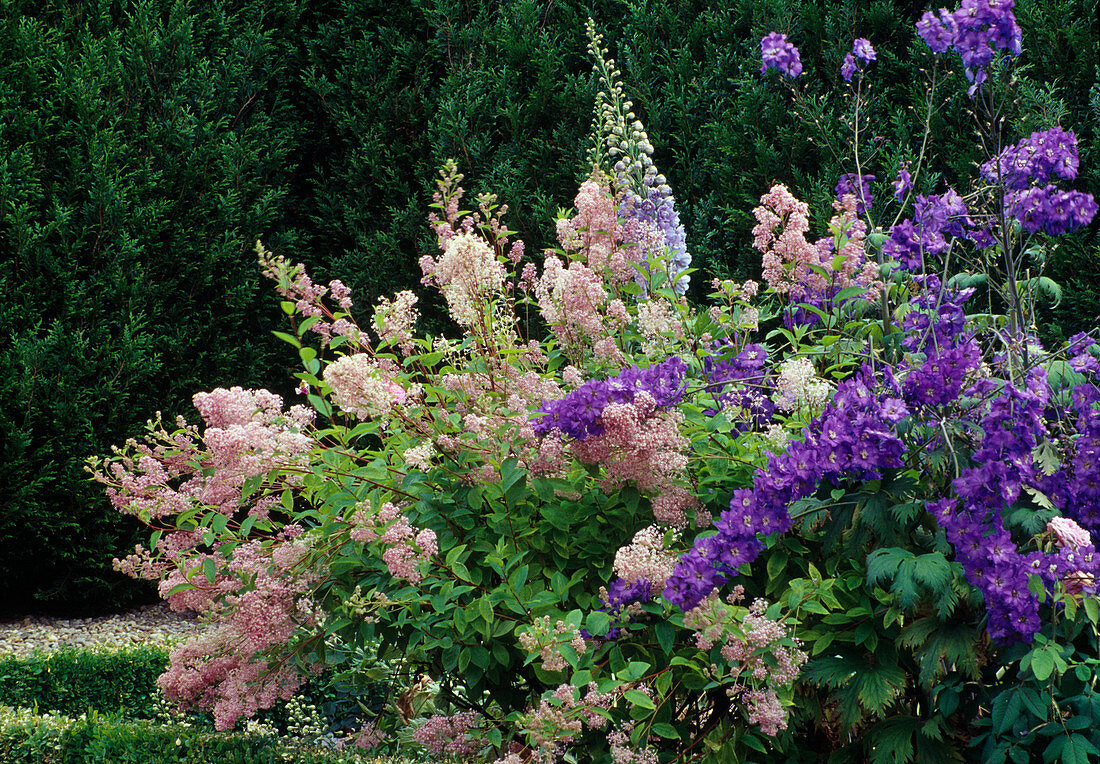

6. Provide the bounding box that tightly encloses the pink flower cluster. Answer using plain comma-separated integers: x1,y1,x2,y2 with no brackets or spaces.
1048,517,1092,549
323,354,407,420
372,290,419,355
156,532,322,730
523,682,615,750
608,724,659,764
683,591,806,737
555,176,623,274
535,255,614,355
412,710,481,758
258,247,360,345
420,231,507,327
518,616,588,672
753,185,880,303
352,719,384,750
96,387,313,521
612,526,678,595
568,392,692,524
350,502,438,584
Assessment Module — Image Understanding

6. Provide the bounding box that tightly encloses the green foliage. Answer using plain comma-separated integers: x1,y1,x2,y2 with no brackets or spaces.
1,0,1096,616
0,707,382,764
0,0,303,614
0,647,168,719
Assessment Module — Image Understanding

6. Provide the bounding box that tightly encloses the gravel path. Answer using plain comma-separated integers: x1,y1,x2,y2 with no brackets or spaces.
0,603,208,658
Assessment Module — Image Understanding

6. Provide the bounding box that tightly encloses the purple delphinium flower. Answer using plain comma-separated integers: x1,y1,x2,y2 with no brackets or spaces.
981,127,1099,235
892,168,913,201
619,168,691,294
916,0,1022,95
531,356,688,440
981,127,1081,190
701,342,775,427
836,173,875,215
842,38,877,82
664,366,906,611
883,189,970,272
1006,186,1098,236
852,38,877,63
916,9,957,54
760,32,803,78
935,369,1100,644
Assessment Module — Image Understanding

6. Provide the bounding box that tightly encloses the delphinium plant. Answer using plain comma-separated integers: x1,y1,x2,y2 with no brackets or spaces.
90,2,1099,762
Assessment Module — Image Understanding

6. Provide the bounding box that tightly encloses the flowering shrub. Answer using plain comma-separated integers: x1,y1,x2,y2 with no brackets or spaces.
92,4,1100,762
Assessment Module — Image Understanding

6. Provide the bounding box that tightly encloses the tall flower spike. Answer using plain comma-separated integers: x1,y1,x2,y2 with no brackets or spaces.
586,19,691,294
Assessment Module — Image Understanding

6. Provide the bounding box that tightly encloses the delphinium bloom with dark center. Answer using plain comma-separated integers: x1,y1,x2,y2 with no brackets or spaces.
841,38,876,82
1004,185,1098,236
883,190,973,272
700,342,775,429
760,32,803,78
916,0,1022,94
835,173,875,216
980,127,1098,236
934,368,1100,643
981,127,1080,190
898,275,983,409
531,356,688,440
664,367,906,611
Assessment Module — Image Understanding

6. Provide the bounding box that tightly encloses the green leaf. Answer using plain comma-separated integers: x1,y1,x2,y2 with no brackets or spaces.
655,621,674,654
867,547,915,587
478,596,494,625
1031,648,1056,682
651,722,679,739
1063,734,1100,764
272,330,300,348
619,661,651,682
586,611,612,637
445,544,467,565
623,689,655,710
911,553,952,592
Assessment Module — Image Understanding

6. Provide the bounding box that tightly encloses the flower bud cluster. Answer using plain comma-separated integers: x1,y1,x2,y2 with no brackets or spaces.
412,710,481,758
257,246,360,345
324,354,407,420
586,20,691,294
349,502,438,585
518,616,588,672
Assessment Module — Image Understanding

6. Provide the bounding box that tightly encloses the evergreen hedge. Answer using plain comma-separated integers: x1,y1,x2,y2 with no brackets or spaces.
1,0,1095,614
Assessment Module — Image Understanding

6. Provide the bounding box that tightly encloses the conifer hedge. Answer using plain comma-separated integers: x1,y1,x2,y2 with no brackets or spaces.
1,0,1095,614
